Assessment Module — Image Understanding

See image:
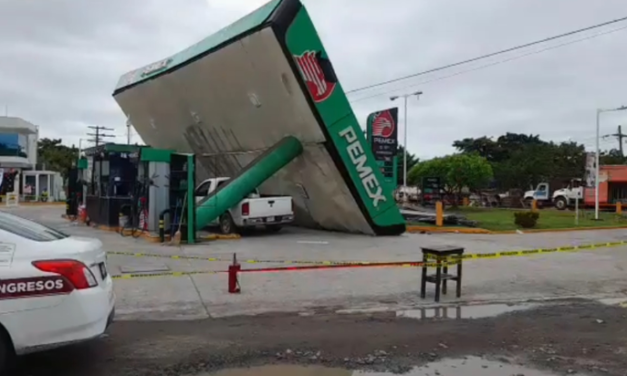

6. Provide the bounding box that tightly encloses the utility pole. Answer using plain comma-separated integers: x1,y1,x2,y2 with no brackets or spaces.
86,125,115,148
612,125,626,157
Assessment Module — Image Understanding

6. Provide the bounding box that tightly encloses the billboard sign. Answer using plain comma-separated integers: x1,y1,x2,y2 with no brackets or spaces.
367,108,399,163
367,108,399,183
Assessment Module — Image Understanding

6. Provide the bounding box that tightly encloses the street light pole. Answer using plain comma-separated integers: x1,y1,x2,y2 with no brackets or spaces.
390,91,423,187
595,109,601,220
595,105,627,220
402,95,408,186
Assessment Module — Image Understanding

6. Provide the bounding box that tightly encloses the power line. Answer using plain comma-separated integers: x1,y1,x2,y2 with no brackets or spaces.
349,25,627,103
86,125,115,147
345,15,627,95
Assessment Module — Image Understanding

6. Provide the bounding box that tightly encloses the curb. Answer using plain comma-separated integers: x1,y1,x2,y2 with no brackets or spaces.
494,225,627,234
201,233,242,241
406,226,492,234
406,224,627,235
60,215,241,242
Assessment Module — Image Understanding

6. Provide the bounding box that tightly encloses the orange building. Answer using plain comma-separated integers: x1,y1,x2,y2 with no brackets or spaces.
583,165,627,207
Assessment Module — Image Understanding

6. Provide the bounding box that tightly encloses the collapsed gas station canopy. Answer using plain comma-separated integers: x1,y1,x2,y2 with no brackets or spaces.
113,0,405,235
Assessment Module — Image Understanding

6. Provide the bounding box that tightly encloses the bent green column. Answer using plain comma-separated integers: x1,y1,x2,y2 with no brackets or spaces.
195,136,303,229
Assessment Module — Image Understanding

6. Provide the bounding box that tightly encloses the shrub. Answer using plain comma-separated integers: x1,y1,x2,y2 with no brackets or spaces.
514,211,540,229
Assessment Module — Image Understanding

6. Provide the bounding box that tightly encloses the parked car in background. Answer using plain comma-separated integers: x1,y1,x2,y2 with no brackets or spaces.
195,177,294,234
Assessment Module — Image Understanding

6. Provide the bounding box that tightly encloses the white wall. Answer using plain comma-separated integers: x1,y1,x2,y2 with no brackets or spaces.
27,131,38,168
0,117,38,169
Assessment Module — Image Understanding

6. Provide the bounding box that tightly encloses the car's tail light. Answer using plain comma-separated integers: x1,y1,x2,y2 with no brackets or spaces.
32,259,98,290
241,202,250,216
291,200,295,213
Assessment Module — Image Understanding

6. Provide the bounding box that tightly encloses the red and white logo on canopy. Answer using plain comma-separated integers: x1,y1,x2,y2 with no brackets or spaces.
294,51,336,103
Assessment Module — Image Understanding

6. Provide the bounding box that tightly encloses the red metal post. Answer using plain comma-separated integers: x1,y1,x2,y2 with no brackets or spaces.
228,253,241,294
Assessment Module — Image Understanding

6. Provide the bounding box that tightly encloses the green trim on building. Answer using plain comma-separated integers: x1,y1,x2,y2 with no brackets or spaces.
77,158,88,170
140,148,173,163
104,144,142,154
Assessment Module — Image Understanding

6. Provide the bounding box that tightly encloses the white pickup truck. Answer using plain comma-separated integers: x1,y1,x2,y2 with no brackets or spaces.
195,177,294,234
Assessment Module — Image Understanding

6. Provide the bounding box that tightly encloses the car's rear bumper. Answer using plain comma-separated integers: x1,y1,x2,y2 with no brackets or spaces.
12,279,116,355
242,214,294,226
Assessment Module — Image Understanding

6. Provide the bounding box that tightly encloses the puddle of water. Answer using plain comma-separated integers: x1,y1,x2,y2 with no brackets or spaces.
201,357,568,376
396,303,537,320
358,356,565,376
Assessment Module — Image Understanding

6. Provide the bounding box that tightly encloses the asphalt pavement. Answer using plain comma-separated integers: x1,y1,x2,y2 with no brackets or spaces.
7,205,627,376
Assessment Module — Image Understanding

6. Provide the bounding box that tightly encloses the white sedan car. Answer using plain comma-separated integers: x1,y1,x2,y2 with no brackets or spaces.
0,210,115,373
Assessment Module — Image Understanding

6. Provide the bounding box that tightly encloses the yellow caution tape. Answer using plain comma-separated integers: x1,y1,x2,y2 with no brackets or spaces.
201,233,242,241
109,250,231,262
425,240,627,261
110,260,463,280
111,270,219,280
107,251,382,266
107,240,627,267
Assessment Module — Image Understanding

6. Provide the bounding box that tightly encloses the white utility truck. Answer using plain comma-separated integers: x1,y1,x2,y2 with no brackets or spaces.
195,177,294,234
522,179,583,210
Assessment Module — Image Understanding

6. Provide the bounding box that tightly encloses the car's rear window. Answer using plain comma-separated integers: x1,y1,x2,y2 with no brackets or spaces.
0,211,69,241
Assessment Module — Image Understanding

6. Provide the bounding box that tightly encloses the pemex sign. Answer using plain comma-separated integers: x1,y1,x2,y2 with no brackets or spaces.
366,108,399,186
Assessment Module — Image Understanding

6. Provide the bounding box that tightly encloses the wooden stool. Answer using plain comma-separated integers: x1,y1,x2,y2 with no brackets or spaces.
420,245,464,302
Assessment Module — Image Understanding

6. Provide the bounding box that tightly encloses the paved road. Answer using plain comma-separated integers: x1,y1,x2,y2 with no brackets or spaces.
6,206,627,376
14,300,627,376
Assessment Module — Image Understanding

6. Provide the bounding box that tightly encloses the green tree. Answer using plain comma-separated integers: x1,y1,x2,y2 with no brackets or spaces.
37,138,78,179
453,133,587,191
453,133,544,163
600,148,627,165
408,153,493,202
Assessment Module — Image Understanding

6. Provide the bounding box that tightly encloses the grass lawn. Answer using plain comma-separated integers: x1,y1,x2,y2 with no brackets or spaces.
444,207,627,231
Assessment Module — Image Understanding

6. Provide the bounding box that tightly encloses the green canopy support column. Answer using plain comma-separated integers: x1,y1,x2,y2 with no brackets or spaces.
195,136,303,229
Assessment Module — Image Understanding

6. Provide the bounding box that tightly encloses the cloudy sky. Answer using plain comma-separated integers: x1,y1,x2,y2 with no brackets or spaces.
1,0,627,159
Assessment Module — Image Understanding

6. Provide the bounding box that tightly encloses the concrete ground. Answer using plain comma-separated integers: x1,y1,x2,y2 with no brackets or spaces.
12,205,627,320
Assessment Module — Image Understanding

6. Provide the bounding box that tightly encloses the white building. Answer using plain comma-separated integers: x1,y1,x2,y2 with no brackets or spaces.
0,116,63,202
0,116,38,169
